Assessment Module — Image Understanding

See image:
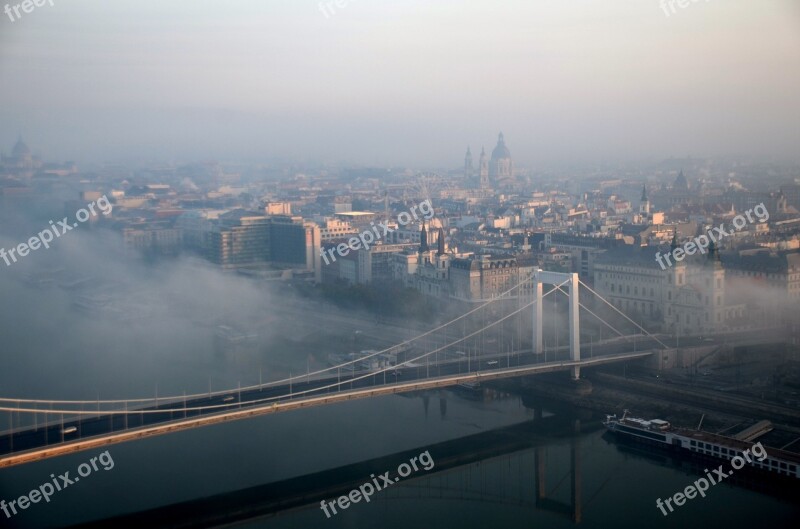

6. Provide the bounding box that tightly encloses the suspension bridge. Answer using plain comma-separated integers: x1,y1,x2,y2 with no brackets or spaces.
0,269,671,468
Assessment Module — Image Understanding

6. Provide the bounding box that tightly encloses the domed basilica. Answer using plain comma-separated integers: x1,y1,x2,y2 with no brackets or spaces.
463,132,513,189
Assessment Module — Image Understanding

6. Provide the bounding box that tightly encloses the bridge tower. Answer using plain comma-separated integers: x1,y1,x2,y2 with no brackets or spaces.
531,269,581,380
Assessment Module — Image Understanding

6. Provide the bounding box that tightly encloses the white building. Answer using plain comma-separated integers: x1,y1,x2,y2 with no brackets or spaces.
592,243,734,335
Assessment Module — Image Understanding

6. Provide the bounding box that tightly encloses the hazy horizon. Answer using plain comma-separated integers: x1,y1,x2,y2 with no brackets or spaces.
1,0,799,167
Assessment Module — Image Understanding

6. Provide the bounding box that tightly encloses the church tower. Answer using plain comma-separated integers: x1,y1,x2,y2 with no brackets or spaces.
640,184,651,218
419,223,429,253
437,227,445,256
464,147,473,180
478,147,489,190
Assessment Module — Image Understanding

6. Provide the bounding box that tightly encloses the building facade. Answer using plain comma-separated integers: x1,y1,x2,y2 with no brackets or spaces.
592,245,731,335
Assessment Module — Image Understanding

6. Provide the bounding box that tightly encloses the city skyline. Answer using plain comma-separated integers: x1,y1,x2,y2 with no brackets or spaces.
1,1,799,165
1,3,799,528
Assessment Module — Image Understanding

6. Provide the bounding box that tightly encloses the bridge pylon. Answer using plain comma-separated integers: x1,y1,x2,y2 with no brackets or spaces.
531,269,581,380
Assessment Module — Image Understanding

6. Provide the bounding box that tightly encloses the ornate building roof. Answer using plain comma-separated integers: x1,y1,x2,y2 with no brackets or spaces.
12,136,31,157
490,132,511,161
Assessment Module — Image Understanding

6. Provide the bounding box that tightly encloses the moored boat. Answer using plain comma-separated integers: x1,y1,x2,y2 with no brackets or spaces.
603,410,800,480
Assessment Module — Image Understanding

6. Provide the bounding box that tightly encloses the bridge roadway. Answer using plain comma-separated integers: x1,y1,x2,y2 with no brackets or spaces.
0,349,653,468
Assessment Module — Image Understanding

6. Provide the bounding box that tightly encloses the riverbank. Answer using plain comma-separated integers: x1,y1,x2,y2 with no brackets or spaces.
494,369,800,437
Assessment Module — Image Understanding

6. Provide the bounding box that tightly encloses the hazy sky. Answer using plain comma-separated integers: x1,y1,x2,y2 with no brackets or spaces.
1,0,798,167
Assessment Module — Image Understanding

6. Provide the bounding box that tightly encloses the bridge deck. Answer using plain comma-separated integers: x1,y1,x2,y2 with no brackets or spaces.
0,351,652,468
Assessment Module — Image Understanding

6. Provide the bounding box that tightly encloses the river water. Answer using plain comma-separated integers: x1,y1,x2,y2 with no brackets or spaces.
221,394,799,529
1,381,798,529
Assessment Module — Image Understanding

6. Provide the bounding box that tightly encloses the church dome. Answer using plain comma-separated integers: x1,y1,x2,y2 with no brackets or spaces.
491,133,511,160
674,169,689,190
12,137,31,157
